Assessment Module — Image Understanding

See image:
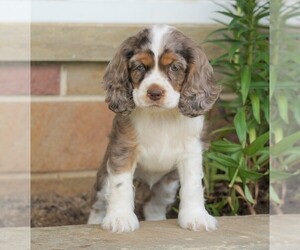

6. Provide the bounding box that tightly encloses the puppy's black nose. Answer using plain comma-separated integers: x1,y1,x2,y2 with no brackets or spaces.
147,86,164,101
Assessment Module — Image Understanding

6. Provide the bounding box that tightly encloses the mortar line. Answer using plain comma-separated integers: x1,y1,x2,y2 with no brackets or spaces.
31,95,106,102
60,64,68,96
2,93,233,103
0,170,97,180
31,170,98,180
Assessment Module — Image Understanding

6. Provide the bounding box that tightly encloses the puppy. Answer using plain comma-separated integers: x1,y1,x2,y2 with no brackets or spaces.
88,25,220,232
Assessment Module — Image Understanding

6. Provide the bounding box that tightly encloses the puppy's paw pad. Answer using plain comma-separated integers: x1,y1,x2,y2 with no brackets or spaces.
102,212,139,233
178,210,217,231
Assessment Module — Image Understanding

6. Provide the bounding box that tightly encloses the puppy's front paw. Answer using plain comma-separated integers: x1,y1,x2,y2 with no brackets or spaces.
102,211,139,233
178,209,217,231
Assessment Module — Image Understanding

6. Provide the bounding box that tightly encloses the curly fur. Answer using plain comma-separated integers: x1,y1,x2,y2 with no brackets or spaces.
103,29,150,115
104,26,220,117
177,45,221,117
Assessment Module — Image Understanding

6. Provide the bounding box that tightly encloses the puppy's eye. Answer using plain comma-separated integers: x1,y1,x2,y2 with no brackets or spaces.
135,64,146,71
170,64,180,72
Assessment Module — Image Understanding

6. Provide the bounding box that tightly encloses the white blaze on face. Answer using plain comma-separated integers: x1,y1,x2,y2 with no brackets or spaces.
132,25,181,109
151,25,171,67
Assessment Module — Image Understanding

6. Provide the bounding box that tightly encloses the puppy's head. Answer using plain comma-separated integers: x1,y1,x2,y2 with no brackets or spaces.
103,25,221,117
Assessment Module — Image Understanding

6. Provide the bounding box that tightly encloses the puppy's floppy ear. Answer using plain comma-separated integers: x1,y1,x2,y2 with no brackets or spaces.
103,37,136,115
179,46,221,117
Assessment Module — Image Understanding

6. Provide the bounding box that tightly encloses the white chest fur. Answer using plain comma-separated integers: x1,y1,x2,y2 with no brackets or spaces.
131,108,204,185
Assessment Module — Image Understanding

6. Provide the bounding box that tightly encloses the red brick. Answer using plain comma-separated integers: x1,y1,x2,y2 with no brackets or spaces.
0,63,30,95
31,63,60,95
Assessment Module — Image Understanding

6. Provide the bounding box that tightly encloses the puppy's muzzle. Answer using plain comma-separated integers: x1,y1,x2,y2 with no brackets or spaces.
147,85,165,101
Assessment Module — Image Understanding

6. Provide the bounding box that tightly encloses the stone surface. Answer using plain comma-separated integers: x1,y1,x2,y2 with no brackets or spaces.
30,24,223,62
270,215,300,250
65,63,106,95
0,24,30,61
31,215,270,250
31,101,114,172
31,172,96,196
2,24,223,62
0,228,30,250
0,102,30,172
31,63,60,95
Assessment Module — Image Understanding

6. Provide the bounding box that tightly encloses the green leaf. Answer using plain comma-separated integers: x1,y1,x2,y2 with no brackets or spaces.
249,81,269,89
256,151,269,165
270,169,299,182
234,107,247,146
241,66,251,104
229,166,240,187
262,97,269,124
228,43,242,61
270,185,281,204
250,93,261,124
244,184,255,204
211,126,235,135
284,147,300,165
238,168,265,181
271,131,300,156
208,161,228,173
244,132,269,156
294,100,300,124
203,28,229,40
216,11,242,20
211,140,242,153
206,152,239,168
206,39,244,44
211,174,230,181
277,94,289,124
270,65,277,97
229,189,240,215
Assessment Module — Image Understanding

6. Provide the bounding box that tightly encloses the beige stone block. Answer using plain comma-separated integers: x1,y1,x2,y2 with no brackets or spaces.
31,172,95,196
30,23,222,62
65,63,107,95
0,102,30,173
31,101,114,172
0,23,30,61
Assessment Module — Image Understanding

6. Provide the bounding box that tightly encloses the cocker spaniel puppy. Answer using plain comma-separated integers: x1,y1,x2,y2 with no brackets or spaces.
88,25,220,232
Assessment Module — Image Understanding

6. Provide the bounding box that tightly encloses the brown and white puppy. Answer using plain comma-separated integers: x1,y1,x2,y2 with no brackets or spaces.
88,25,220,232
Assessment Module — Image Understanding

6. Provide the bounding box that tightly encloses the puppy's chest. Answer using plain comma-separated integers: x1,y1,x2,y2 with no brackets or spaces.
132,112,202,172
137,127,181,172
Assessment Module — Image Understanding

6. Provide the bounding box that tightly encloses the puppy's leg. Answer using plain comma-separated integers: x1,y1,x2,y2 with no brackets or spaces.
88,160,108,224
143,170,179,221
88,187,107,224
100,116,139,233
177,139,217,231
102,166,139,232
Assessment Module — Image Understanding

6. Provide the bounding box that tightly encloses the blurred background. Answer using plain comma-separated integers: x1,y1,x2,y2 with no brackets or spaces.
1,1,299,241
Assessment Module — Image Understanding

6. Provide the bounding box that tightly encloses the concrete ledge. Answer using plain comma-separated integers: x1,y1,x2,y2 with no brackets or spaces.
31,215,269,250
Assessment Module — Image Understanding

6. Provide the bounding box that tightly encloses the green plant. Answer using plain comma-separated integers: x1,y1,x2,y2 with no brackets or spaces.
270,0,300,213
203,0,269,215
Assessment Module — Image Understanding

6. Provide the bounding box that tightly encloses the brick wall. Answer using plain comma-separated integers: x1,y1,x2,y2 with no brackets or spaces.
0,61,113,175
30,62,114,173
